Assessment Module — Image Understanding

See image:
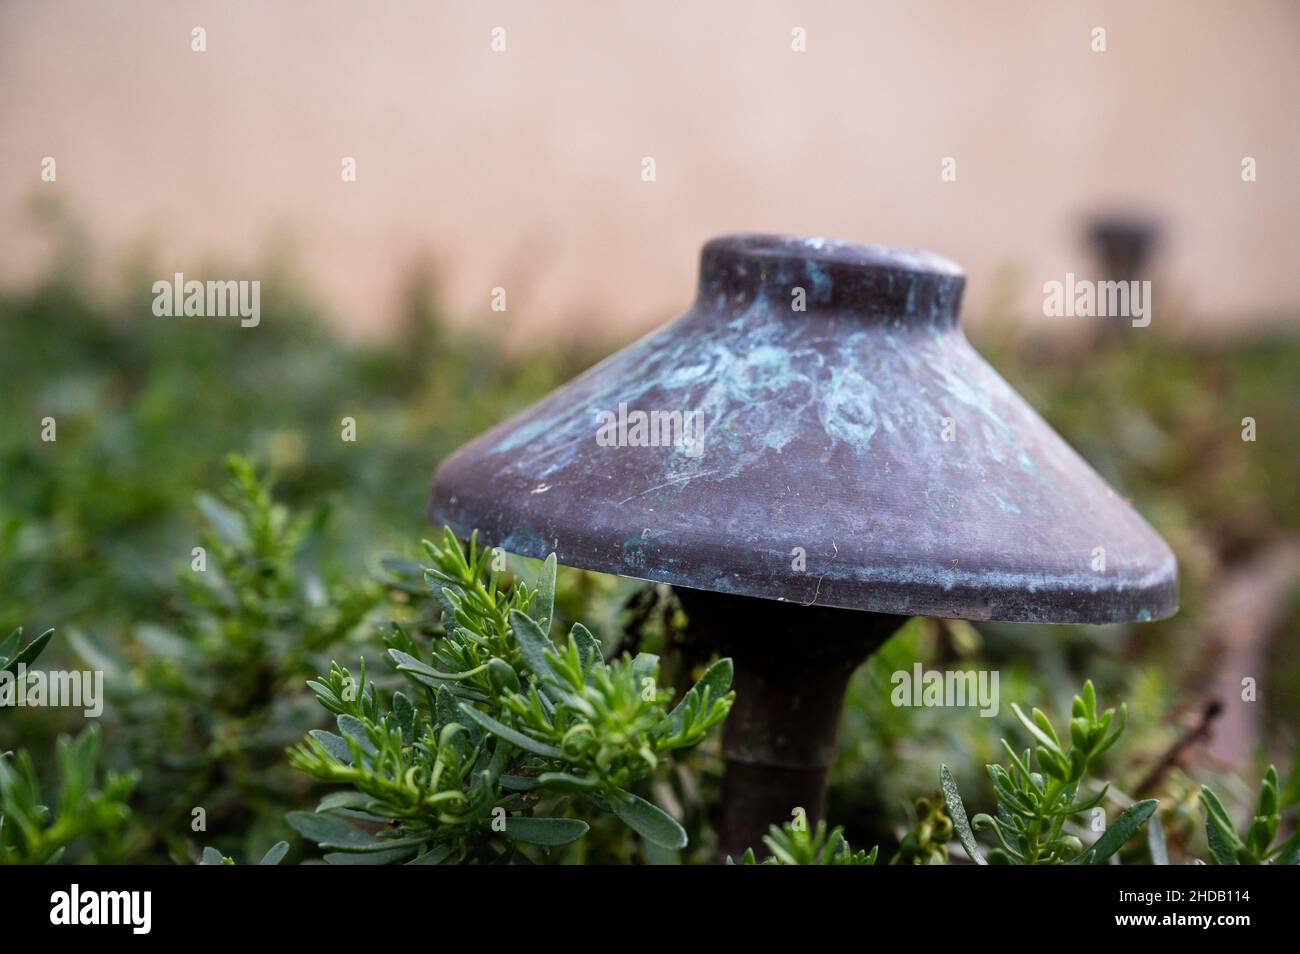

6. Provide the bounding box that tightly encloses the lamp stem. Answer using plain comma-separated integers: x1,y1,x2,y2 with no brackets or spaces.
677,591,901,861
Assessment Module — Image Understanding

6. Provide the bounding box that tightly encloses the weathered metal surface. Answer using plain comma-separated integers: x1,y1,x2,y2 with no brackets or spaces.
429,233,1178,624
679,590,898,859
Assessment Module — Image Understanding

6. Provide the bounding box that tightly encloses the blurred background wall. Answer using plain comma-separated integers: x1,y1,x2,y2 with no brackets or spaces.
2,0,1297,339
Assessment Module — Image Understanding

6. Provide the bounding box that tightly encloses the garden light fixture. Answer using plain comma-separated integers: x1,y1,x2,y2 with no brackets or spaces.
428,233,1178,859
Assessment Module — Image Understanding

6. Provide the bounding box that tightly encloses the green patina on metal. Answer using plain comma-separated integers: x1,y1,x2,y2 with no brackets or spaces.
429,233,1177,624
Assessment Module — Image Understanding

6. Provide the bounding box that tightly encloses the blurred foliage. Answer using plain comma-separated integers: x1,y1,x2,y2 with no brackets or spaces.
0,725,136,865
1,627,136,864
0,213,1295,863
0,235,587,642
890,794,952,864
66,455,382,862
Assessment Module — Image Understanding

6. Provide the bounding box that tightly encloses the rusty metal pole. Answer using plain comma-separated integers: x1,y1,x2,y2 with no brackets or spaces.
679,591,899,860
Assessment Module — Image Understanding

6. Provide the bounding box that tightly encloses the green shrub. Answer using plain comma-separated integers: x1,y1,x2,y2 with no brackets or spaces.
941,681,1157,864
1,629,136,864
731,814,878,866
1200,764,1300,864
287,529,734,863
72,456,382,861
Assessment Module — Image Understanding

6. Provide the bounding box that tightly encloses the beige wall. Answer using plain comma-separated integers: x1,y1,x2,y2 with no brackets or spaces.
2,0,1297,339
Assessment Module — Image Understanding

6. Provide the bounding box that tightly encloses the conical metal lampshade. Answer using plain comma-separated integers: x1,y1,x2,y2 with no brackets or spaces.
429,234,1177,624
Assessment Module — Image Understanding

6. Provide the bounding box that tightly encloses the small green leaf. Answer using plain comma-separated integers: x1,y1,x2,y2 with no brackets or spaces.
1258,767,1279,816
569,623,604,676
503,815,589,846
1199,786,1241,865
259,841,289,865
642,839,682,866
435,687,461,730
3,628,53,674
1081,680,1098,720
1093,705,1128,758
631,652,659,686
458,703,563,759
285,811,378,850
509,609,560,687
1081,800,1158,864
393,691,416,743
337,715,377,756
308,729,353,764
315,791,372,813
388,649,479,689
487,657,520,693
200,846,226,865
537,771,600,793
431,586,461,628
1030,707,1060,745
408,843,456,865
529,554,557,632
1269,829,1300,865
609,791,687,850
486,736,511,786
324,845,420,865
940,764,986,864
659,657,733,736
1012,704,1063,758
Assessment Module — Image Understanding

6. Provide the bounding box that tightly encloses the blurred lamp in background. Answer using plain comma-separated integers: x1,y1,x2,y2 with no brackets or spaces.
1086,214,1162,284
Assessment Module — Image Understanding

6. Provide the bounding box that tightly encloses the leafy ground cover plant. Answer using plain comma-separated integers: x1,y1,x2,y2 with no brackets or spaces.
287,528,734,863
733,798,950,866
941,680,1157,864
0,212,588,641
1200,764,1299,864
73,456,382,861
0,728,137,865
731,813,878,866
1,629,136,864
198,841,289,865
